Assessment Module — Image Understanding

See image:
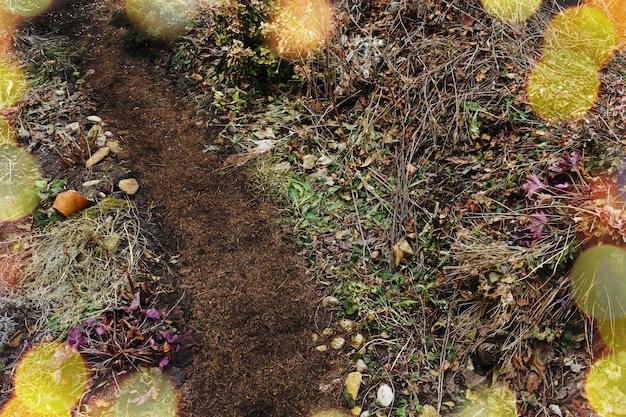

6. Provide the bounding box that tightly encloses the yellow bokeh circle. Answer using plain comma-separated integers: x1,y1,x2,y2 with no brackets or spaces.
0,396,69,417
97,367,177,417
0,144,41,221
480,0,542,22
266,0,335,59
125,0,195,40
14,342,88,416
1,0,53,18
586,351,626,416
570,245,626,321
526,49,599,121
0,58,26,109
544,5,617,67
586,0,626,50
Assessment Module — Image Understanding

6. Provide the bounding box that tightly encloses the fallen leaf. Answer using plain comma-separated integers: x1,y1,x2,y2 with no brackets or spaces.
392,238,414,267
52,190,92,216
252,127,275,139
6,330,22,347
302,154,316,170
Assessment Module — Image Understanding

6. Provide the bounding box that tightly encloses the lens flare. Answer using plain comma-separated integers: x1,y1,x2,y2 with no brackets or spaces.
526,49,599,121
0,396,69,417
571,245,626,321
0,5,16,55
544,5,617,67
0,144,41,221
96,367,178,417
458,386,517,417
0,58,25,109
14,341,88,416
586,351,626,416
266,0,334,59
480,0,541,22
597,317,626,352
125,0,196,40
1,0,53,18
586,0,626,50
0,116,15,144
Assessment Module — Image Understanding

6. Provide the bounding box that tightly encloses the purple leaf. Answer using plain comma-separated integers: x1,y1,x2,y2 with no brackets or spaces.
67,327,87,348
95,326,107,336
141,309,161,320
528,210,548,239
158,356,170,369
522,174,546,200
84,318,99,328
128,292,141,311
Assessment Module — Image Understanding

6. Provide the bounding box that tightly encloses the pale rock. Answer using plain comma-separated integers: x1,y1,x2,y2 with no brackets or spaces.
65,122,80,133
315,345,328,352
317,155,333,166
86,115,103,124
339,319,354,333
107,140,121,154
322,327,334,336
118,178,139,195
355,359,368,372
359,411,370,417
344,372,362,402
104,130,115,138
330,337,345,350
419,405,439,417
82,179,102,187
321,296,339,308
350,334,366,349
85,146,110,168
377,384,394,407
302,154,316,170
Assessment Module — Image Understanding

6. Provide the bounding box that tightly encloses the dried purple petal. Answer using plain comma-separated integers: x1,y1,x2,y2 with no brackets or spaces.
128,292,141,311
95,326,107,336
84,317,98,328
67,327,87,348
158,356,170,370
522,174,546,199
141,308,161,320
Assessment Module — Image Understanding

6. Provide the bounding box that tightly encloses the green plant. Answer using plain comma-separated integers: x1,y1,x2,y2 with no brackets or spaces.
33,178,66,225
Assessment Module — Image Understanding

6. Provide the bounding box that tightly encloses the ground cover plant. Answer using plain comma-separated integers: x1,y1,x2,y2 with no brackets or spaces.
168,0,626,415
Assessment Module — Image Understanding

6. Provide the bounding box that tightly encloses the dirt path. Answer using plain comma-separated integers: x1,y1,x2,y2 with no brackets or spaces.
32,1,343,415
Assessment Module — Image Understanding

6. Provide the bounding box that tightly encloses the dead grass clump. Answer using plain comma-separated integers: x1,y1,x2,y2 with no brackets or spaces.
17,198,147,337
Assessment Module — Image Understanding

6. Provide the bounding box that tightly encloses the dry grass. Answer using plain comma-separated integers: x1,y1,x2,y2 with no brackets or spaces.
15,198,148,338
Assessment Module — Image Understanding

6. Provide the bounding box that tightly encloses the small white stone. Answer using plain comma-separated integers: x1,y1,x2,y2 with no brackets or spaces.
65,121,80,133
339,319,354,333
350,334,365,349
330,337,345,350
82,179,102,187
355,359,368,372
377,384,394,407
321,295,339,307
315,345,328,352
317,155,333,166
359,411,370,417
118,178,139,195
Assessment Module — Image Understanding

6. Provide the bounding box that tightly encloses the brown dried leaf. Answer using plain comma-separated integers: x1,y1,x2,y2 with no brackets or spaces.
392,238,414,267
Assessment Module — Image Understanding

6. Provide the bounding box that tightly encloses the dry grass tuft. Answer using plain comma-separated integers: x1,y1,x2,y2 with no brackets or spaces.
16,198,147,338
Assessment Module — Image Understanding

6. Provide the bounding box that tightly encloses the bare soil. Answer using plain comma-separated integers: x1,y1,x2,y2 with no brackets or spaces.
16,0,346,415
